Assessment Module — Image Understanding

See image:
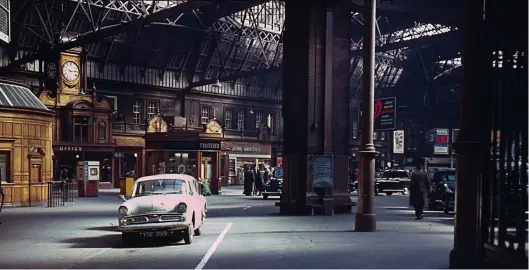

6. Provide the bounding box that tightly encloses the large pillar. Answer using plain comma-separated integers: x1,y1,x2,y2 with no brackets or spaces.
449,0,485,267
281,0,352,214
354,0,378,232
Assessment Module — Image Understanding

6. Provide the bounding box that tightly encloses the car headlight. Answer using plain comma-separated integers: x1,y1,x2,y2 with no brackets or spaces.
118,206,129,216
176,203,187,213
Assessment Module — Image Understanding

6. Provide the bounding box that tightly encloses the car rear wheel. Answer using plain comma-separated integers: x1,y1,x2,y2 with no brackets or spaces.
385,192,393,196
194,215,204,236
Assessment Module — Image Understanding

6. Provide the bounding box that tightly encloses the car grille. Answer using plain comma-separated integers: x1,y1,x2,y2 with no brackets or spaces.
122,214,184,224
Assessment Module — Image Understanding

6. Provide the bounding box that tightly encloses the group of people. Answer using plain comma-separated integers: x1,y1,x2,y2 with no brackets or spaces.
243,165,271,196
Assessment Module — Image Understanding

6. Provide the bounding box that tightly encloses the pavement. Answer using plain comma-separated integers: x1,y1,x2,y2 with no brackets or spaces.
0,185,455,269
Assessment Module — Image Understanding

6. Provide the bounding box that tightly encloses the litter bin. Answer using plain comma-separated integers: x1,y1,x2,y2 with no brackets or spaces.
120,177,134,197
85,180,99,197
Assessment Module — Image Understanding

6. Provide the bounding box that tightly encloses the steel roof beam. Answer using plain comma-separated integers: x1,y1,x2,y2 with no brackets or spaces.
351,30,459,56
0,1,213,73
187,64,281,89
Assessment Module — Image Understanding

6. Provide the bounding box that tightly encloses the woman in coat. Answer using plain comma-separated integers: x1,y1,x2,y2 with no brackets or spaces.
243,166,255,196
409,164,431,220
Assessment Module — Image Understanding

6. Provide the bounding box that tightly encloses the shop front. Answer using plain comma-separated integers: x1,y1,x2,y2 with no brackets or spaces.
53,142,116,188
0,80,54,206
145,117,223,194
113,135,145,188
221,141,272,185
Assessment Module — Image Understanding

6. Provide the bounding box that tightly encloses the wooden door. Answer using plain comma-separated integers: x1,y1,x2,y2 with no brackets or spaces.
30,164,41,183
201,157,212,180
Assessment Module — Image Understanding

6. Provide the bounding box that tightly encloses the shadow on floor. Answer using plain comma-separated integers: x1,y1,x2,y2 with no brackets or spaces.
61,233,186,249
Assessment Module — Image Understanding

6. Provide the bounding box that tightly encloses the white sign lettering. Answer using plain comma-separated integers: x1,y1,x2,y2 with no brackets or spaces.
231,147,261,152
59,146,83,151
200,143,220,149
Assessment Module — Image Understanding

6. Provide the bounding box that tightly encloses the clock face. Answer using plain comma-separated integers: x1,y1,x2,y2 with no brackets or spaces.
46,62,57,79
61,61,80,82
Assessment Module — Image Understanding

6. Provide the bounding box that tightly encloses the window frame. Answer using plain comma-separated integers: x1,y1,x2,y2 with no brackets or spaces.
147,100,160,120
224,108,233,130
200,105,212,125
0,151,11,183
98,122,106,141
73,115,92,142
255,111,263,128
352,121,358,139
133,100,142,124
237,109,245,131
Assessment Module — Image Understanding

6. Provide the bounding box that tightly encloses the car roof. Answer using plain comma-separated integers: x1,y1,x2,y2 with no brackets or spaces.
435,168,456,172
135,174,197,183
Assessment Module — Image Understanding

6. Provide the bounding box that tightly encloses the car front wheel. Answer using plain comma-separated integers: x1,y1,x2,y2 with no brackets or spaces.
183,224,194,244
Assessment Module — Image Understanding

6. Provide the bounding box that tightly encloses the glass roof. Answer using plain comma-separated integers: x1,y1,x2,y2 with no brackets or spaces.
0,82,49,111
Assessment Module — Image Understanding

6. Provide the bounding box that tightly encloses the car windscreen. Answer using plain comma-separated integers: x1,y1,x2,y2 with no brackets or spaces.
437,173,456,182
273,168,284,178
135,179,185,196
381,171,409,178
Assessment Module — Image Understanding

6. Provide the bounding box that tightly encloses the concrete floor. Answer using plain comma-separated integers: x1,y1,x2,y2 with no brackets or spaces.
0,186,454,269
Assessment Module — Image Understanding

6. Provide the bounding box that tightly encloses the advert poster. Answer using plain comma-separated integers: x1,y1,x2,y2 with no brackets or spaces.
359,97,397,131
434,128,449,154
276,157,283,168
393,130,405,154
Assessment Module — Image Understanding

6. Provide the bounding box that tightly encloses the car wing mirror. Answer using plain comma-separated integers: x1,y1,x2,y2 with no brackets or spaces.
119,194,128,201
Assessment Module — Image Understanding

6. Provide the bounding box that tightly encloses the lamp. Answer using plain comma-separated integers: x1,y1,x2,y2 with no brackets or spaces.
75,155,80,159
134,153,138,158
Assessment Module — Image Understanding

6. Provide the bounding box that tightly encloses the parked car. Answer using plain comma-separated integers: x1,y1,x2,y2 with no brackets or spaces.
117,174,207,246
428,168,456,214
375,169,411,196
262,167,283,199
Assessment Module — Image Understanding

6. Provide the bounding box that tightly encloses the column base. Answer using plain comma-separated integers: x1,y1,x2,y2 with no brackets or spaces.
354,213,376,232
449,248,483,268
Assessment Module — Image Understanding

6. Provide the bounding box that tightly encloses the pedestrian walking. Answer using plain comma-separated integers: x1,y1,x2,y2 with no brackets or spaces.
243,166,255,196
409,164,431,220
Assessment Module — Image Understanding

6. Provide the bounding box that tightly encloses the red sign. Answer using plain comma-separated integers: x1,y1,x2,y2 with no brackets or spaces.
436,135,448,144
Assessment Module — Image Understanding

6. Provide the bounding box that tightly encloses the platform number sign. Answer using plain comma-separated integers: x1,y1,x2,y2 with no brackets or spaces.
434,128,449,155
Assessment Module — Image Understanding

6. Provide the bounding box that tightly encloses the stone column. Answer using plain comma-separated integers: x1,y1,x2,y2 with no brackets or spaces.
280,0,352,215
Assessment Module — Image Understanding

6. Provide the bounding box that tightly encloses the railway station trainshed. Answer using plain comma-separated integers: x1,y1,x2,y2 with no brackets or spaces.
0,0,526,268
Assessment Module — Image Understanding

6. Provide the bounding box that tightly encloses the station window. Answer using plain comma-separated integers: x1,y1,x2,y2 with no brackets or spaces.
133,101,142,124
74,116,91,142
380,132,386,140
0,151,10,183
255,111,263,128
98,123,106,140
201,106,211,124
374,132,378,140
237,109,245,131
267,113,276,134
147,101,159,120
224,108,233,129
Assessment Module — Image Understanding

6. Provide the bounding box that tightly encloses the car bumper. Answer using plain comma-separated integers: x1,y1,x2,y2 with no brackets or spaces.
118,221,190,232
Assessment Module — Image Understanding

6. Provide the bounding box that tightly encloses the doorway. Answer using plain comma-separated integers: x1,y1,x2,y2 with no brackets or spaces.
200,157,212,181
30,164,41,183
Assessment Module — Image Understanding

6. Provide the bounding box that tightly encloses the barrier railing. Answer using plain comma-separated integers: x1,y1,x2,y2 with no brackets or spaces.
47,181,75,207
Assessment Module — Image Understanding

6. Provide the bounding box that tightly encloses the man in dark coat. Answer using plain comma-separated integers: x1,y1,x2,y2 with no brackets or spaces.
409,164,431,220
243,166,255,196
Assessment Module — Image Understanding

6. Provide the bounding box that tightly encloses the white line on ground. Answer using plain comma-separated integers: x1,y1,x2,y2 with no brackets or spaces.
64,248,111,269
195,222,233,270
241,206,252,210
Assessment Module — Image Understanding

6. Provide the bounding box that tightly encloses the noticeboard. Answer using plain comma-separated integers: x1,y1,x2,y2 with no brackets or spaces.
312,155,333,188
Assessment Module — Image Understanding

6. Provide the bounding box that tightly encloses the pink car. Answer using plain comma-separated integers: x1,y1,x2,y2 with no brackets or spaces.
117,174,207,246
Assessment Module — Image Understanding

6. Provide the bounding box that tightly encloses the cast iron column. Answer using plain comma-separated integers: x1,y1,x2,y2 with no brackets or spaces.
355,0,378,232
448,0,485,267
